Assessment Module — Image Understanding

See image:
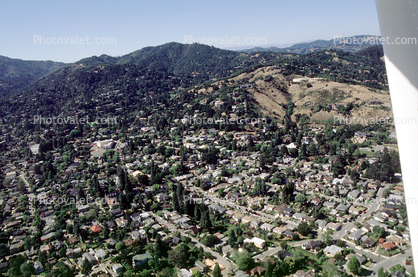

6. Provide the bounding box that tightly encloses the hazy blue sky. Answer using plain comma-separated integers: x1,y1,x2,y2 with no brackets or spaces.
0,0,381,63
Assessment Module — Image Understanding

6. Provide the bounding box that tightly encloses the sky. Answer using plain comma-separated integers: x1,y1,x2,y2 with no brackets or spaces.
0,0,381,63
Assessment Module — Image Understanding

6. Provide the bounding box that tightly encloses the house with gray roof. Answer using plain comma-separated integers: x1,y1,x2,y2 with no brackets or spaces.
336,203,351,212
324,245,344,257
133,252,153,267
348,229,363,241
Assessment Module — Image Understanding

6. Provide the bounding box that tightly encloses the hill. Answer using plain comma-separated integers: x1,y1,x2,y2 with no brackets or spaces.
240,35,382,54
0,55,66,96
188,47,391,125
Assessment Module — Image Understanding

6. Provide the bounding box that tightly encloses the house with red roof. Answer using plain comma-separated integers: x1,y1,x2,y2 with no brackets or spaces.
90,225,102,233
381,241,396,251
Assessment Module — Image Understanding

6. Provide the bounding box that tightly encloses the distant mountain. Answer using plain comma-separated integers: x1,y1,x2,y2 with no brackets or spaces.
0,56,66,96
25,42,283,98
0,39,384,97
0,43,387,126
240,35,382,54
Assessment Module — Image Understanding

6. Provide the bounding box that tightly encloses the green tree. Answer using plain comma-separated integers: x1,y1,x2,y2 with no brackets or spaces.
280,240,288,250
235,249,254,271
213,263,222,277
322,261,339,277
378,267,389,277
81,259,92,275
20,262,34,277
297,221,310,236
228,229,237,246
295,193,307,205
348,256,360,275
322,229,334,246
115,241,125,252
168,243,190,268
284,256,296,270
0,243,10,257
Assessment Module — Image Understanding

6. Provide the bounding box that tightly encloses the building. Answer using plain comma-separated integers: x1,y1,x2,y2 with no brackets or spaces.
348,229,364,241
386,235,405,246
381,241,397,251
302,240,323,252
82,253,97,265
133,252,153,267
324,245,344,257
112,263,124,274
325,222,341,232
294,269,315,277
90,225,102,233
244,237,265,249
33,261,44,274
95,249,107,261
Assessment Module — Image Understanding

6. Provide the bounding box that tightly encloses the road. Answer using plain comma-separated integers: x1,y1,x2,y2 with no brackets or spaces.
370,248,413,272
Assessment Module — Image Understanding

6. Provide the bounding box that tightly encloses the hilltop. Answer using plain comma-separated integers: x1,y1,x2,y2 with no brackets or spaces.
240,35,382,54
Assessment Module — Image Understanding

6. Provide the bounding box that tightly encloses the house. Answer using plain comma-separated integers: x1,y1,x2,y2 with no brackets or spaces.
260,223,275,232
303,215,315,223
140,212,150,219
195,261,207,272
316,220,327,230
279,249,293,259
336,203,351,212
325,222,341,232
360,236,376,248
273,226,289,235
283,230,295,238
112,263,124,274
95,249,107,261
382,204,396,211
241,216,253,224
262,257,276,266
155,193,169,203
131,213,141,223
311,197,321,206
292,213,305,221
40,233,55,242
391,271,406,277
281,207,295,217
381,241,397,251
294,269,315,277
386,235,405,246
67,236,78,245
90,225,102,233
250,218,262,228
324,245,344,257
324,201,337,209
348,229,364,241
350,254,367,265
178,269,193,277
244,237,265,249
233,212,244,222
348,190,361,199
209,203,227,214
250,266,265,276
111,208,123,218
236,270,249,277
115,217,128,228
133,252,153,267
381,210,393,218
33,261,44,274
40,244,52,253
302,240,323,252
82,253,97,265
349,206,361,215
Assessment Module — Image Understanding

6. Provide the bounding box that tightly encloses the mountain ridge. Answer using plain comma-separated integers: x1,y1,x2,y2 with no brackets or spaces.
239,35,382,54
